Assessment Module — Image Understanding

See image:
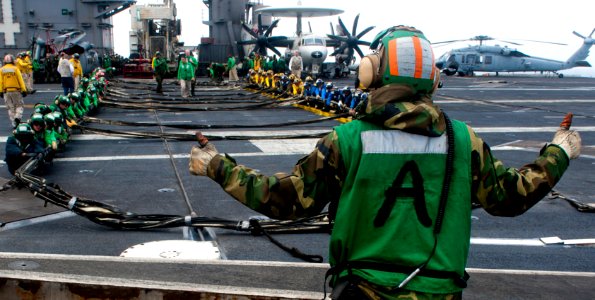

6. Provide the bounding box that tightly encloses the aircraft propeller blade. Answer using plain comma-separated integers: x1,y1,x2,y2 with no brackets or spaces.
267,36,288,43
236,40,257,45
264,19,280,37
267,45,282,57
242,23,258,39
337,17,351,38
327,34,349,43
352,14,359,36
356,26,375,40
354,45,365,58
330,44,347,56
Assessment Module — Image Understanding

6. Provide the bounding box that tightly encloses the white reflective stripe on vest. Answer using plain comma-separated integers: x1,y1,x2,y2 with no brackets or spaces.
361,130,447,154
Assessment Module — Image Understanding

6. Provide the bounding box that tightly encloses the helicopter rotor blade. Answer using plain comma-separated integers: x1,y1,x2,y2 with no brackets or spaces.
590,28,595,38
499,40,523,46
515,39,567,46
573,31,586,39
330,22,335,36
356,40,371,46
432,39,467,45
308,21,312,34
352,14,359,36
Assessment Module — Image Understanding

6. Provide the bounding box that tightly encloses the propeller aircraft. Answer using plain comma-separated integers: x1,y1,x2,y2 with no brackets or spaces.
434,28,595,78
238,5,374,77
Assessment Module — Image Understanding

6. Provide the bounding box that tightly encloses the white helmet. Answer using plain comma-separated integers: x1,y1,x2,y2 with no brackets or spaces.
3,54,14,64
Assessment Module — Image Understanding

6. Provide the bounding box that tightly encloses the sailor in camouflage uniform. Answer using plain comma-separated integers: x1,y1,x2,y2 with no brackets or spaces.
189,26,581,299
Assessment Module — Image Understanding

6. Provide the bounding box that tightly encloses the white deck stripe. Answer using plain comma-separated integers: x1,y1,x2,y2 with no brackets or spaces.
1,125,594,144
435,99,595,104
441,87,595,91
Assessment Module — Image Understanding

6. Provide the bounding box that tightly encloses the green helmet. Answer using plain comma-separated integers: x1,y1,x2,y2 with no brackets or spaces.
30,113,45,127
69,92,81,101
34,103,52,115
52,111,63,126
58,95,71,106
14,123,34,137
44,113,56,126
359,26,439,94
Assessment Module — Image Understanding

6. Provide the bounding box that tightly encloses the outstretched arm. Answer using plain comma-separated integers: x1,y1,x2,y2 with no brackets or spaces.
199,132,345,220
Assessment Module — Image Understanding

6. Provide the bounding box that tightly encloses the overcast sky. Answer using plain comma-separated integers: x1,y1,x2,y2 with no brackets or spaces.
113,0,595,76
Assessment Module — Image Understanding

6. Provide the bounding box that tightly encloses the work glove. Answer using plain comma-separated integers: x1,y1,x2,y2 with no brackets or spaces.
551,113,581,159
21,91,27,97
66,119,78,128
189,132,219,176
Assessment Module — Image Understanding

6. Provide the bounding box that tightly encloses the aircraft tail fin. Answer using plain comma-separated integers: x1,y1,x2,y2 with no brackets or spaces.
566,28,594,68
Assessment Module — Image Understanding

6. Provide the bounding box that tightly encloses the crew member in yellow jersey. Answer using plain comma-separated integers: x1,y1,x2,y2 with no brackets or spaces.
70,53,83,91
0,54,28,127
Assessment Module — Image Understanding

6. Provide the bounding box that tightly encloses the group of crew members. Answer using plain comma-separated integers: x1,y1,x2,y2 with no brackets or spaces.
246,69,368,114
4,66,108,175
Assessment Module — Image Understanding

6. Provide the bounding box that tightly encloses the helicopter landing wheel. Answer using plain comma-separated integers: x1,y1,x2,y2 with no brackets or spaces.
558,73,564,78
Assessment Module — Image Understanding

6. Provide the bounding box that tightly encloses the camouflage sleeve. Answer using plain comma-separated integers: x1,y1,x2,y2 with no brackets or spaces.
468,126,569,216
206,132,344,220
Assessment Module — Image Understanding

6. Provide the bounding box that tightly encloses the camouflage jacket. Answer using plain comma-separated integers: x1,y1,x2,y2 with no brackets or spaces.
207,84,569,220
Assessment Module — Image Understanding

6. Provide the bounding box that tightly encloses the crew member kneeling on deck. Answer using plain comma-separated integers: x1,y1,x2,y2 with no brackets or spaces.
4,123,45,175
189,26,581,299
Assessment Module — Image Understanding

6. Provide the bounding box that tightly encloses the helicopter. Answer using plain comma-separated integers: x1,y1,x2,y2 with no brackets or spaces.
238,5,373,77
434,28,595,78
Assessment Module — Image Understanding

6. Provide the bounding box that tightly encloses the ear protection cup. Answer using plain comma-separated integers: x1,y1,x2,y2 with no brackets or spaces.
358,46,385,89
430,67,441,94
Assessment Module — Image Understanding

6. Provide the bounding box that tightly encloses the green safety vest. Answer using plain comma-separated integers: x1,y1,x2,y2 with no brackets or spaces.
331,119,472,294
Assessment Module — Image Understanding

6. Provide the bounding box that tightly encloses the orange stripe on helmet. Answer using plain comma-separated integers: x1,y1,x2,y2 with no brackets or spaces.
412,36,423,79
388,38,398,76
430,46,436,80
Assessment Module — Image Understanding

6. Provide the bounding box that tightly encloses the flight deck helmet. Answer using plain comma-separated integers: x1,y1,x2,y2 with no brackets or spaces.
3,54,14,64
358,26,440,94
14,123,35,142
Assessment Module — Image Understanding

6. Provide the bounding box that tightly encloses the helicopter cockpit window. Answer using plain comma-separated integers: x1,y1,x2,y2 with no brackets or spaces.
485,56,493,64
